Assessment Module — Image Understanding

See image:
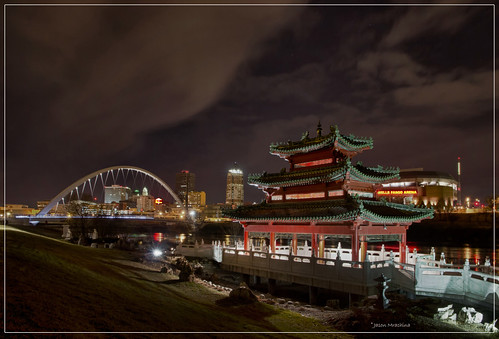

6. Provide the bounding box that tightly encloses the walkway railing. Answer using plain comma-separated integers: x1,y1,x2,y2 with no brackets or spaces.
212,241,499,309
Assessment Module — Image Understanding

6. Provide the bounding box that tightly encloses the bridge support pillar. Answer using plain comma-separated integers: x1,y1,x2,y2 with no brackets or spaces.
252,275,261,285
309,286,318,305
242,274,250,286
292,234,297,255
268,278,277,295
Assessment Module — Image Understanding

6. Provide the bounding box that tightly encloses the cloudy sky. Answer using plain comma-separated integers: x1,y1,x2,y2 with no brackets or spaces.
5,3,495,207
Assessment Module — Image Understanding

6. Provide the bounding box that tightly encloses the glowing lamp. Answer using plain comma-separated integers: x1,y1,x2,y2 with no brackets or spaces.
152,249,162,257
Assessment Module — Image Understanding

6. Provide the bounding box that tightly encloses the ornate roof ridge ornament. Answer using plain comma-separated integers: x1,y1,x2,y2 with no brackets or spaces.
269,124,373,156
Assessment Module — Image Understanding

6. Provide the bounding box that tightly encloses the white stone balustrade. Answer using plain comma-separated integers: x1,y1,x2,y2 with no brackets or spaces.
213,242,499,310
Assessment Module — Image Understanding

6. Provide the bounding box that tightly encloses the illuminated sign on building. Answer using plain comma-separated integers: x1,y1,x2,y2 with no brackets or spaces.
377,189,418,196
155,198,163,205
286,192,325,200
295,158,333,168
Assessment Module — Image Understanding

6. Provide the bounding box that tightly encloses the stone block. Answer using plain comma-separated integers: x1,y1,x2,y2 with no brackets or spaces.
437,304,453,312
472,312,483,324
484,319,498,333
457,307,482,324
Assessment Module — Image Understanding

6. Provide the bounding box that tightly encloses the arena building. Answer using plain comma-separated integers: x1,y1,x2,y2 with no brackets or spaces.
377,168,458,207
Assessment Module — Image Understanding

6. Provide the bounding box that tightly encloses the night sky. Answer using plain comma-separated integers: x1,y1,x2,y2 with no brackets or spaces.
5,4,495,207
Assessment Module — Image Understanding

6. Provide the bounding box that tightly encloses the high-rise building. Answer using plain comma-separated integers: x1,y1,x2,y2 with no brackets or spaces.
104,185,131,203
188,191,206,208
175,170,195,205
137,187,155,212
226,164,244,207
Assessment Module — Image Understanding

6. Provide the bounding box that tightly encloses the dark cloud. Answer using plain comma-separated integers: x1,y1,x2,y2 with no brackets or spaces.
5,5,494,207
380,6,478,48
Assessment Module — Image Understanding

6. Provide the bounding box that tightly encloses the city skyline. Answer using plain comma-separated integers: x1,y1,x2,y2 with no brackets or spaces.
5,4,494,207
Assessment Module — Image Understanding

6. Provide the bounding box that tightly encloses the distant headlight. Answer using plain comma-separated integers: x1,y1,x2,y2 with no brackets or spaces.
153,249,162,257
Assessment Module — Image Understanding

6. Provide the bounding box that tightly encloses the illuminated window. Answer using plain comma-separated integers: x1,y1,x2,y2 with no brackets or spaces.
328,190,343,197
295,158,333,168
348,190,373,198
286,192,325,200
271,195,283,201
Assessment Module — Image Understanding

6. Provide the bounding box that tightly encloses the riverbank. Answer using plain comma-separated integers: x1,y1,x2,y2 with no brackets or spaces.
184,257,495,336
5,225,496,336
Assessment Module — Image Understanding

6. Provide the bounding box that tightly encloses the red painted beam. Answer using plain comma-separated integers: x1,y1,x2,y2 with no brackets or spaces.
244,223,408,236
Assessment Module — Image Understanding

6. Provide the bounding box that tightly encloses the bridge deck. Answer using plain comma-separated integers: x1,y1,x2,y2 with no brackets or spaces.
214,245,499,310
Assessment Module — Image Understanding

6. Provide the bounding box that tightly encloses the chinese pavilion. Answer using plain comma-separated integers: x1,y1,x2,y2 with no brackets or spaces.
224,123,434,263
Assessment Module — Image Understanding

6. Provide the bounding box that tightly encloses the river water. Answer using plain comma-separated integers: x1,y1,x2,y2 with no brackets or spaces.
403,242,498,266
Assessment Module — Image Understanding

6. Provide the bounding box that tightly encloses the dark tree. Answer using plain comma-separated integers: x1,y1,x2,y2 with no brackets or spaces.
66,201,92,245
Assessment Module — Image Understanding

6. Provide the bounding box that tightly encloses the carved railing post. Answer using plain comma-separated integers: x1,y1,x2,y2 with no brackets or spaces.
463,258,470,295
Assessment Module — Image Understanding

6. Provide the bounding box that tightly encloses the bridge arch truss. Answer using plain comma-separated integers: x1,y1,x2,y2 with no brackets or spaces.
37,166,184,217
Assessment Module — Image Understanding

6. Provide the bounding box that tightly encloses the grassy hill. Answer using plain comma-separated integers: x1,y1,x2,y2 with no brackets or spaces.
3,225,345,336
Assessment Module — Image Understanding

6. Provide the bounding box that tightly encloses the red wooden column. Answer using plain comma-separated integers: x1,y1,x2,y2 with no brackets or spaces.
311,233,316,257
318,234,325,258
292,234,297,255
399,232,407,263
243,229,249,250
270,232,276,253
351,225,359,262
360,236,367,261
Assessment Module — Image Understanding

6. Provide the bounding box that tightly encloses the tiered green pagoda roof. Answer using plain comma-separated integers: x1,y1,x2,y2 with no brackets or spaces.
269,125,373,157
224,196,433,224
248,159,399,188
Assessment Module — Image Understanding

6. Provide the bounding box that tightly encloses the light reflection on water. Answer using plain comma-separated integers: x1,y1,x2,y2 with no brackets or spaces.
424,244,498,266
369,242,498,266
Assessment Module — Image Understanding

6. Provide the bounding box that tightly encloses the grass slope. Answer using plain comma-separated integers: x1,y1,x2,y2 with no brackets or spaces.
3,226,345,336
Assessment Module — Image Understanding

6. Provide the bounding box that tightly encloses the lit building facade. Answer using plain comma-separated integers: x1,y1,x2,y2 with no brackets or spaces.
188,191,206,208
137,187,155,212
175,170,195,205
378,169,458,207
1,204,37,217
104,185,131,204
226,164,244,207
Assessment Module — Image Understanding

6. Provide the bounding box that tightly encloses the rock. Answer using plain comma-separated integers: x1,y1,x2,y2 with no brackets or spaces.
484,319,498,333
277,298,286,304
457,307,482,324
472,312,483,324
174,257,195,282
228,283,258,304
434,304,455,320
437,304,453,312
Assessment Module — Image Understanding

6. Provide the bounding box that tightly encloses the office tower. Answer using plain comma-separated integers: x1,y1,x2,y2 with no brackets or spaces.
175,170,195,205
226,164,244,206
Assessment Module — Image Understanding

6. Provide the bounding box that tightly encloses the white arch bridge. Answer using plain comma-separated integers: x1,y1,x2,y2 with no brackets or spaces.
37,166,184,217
